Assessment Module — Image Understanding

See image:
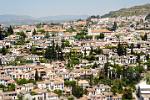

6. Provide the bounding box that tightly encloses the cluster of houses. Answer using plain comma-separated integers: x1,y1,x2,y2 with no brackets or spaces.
0,62,118,100
0,14,150,100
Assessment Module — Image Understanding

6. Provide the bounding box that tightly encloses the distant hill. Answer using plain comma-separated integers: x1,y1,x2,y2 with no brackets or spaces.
0,14,37,25
38,15,89,21
0,14,34,21
0,14,88,25
101,4,150,18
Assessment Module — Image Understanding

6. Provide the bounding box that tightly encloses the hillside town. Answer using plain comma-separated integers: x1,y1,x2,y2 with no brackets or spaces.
0,13,150,100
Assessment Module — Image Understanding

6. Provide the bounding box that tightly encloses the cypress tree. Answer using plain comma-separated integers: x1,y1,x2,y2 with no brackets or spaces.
143,33,147,41
111,22,117,31
130,43,134,54
99,33,105,39
8,25,14,35
32,29,37,35
84,48,87,58
117,43,125,56
35,70,39,81
45,46,53,60
52,40,56,60
5,25,14,37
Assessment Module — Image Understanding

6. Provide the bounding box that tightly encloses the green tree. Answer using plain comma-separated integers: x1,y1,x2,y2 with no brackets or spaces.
115,64,123,79
61,39,65,49
45,33,50,38
146,59,150,70
64,80,76,87
51,40,57,60
89,74,94,86
28,79,36,84
143,33,147,41
146,54,149,61
8,84,15,91
99,33,105,39
117,43,126,56
5,25,14,36
104,62,109,77
31,46,37,54
136,53,141,63
94,47,103,54
38,29,45,33
55,43,63,61
74,29,87,40
136,86,140,98
45,46,53,60
55,43,59,52
111,80,123,94
85,35,92,40
111,22,118,31
130,43,134,54
0,47,8,55
35,70,39,81
122,88,132,100
64,40,70,47
17,31,26,38
72,85,84,98
74,33,85,40
92,62,98,69
17,94,23,100
9,25,14,34
145,13,150,21
15,36,25,45
16,78,28,85
0,58,2,66
0,27,4,40
145,72,150,84
84,48,87,58
71,57,80,65
89,46,94,55
67,59,73,69
66,27,76,33
111,85,117,95
32,29,37,35
68,96,74,100
68,51,80,66
96,33,105,39
54,89,62,97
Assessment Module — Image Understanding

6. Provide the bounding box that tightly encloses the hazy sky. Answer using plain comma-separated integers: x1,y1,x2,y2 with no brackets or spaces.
0,0,149,17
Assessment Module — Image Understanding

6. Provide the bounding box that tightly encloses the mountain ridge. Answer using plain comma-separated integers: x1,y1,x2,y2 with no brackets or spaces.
0,14,89,25
101,3,150,18
0,3,150,25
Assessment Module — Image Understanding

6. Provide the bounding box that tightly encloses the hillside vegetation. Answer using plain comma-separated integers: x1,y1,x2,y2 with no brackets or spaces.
101,4,150,18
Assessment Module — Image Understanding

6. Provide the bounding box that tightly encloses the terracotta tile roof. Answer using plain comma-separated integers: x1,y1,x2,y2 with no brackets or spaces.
91,29,112,33
48,92,58,96
32,89,47,94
